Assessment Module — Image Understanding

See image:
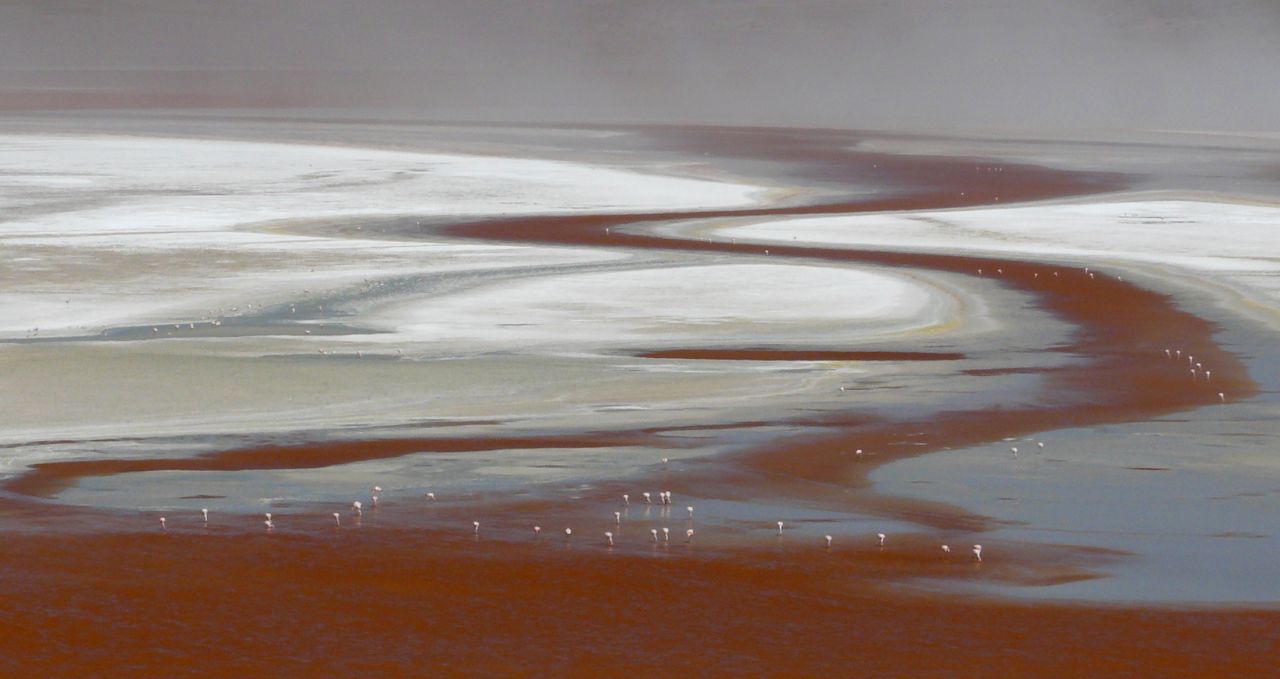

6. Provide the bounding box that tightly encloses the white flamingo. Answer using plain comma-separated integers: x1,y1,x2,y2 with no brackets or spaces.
622,494,630,506
333,512,341,527
159,517,166,531
201,508,208,523
605,531,614,547
877,532,886,546
973,544,983,562
643,492,652,504
686,506,694,519
650,528,659,543
352,501,362,516
473,520,480,534
685,529,694,543
777,521,784,535
534,526,541,536
942,545,951,553
662,527,670,542
824,535,833,548
614,511,621,524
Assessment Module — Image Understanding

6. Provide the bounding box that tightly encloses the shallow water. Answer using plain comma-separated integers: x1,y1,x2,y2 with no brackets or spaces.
2,116,1278,620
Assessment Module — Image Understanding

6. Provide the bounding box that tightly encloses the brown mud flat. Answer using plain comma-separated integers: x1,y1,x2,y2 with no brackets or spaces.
638,348,966,361
0,531,1276,677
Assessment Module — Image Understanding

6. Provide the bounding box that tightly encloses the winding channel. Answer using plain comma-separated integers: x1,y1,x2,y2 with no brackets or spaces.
4,131,1257,541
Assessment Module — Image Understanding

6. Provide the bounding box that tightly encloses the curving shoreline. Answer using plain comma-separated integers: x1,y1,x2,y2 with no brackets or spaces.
1,125,1275,675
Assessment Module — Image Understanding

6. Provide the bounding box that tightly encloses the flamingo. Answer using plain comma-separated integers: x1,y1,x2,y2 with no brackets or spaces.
264,518,274,531
622,494,630,506
650,528,659,543
472,520,480,534
877,532,886,547
352,501,362,516
1037,442,1045,449
333,512,341,526
534,526,541,536
777,521,784,535
942,545,951,553
614,511,622,524
564,528,573,539
685,529,694,543
973,544,983,562
201,508,208,523
824,535,833,548
1219,392,1226,402
605,531,614,547
159,517,166,531
662,527,670,542
426,492,436,501
371,495,379,508
661,457,669,464
686,506,694,519
1011,446,1019,457
643,492,652,504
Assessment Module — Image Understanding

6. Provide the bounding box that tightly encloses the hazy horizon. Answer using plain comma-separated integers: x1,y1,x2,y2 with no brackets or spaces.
3,0,1279,133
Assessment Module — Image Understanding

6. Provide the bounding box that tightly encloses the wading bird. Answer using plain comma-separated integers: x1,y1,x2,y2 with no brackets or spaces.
877,532,886,547
973,544,983,562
